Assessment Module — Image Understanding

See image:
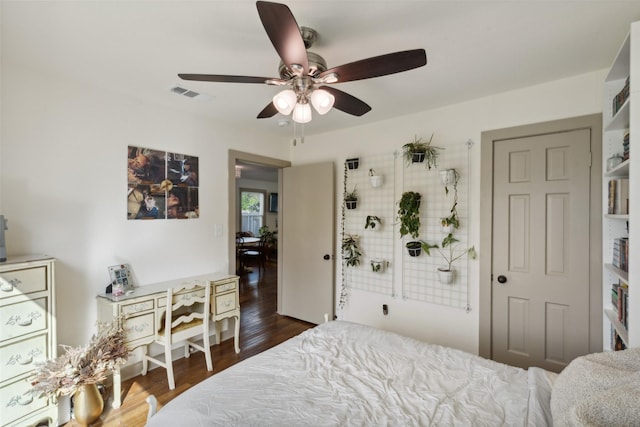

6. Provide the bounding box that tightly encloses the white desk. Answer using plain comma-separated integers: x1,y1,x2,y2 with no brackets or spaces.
96,273,240,408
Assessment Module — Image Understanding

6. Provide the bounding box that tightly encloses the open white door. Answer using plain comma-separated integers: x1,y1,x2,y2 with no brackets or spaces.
279,162,335,324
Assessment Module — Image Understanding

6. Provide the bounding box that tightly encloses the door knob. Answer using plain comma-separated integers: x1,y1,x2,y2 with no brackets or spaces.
497,275,507,284
323,254,331,260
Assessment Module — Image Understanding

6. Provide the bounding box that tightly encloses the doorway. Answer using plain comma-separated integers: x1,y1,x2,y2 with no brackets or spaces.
478,114,602,370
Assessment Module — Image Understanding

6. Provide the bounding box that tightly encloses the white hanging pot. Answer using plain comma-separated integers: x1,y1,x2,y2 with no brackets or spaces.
370,175,383,188
439,169,458,186
437,268,455,285
370,259,387,273
440,222,454,234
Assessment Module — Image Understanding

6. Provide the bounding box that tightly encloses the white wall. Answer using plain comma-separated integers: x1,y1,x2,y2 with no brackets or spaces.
0,64,289,348
290,70,606,354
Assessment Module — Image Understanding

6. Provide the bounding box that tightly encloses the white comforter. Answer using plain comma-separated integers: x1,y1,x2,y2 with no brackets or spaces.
146,321,553,426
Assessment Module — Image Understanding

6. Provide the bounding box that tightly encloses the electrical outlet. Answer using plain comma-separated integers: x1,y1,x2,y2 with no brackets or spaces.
382,304,388,316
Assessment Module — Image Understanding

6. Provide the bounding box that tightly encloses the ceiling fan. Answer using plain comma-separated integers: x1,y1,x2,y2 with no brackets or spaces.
179,1,427,124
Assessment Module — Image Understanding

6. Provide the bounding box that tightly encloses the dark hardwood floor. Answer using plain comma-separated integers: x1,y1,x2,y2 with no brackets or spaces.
68,260,314,426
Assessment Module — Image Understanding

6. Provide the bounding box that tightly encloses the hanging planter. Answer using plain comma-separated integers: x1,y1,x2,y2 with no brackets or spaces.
370,259,387,273
346,158,360,170
437,268,455,285
345,186,358,210
440,222,455,234
439,168,459,195
365,215,382,231
402,134,441,169
369,169,384,188
411,152,425,163
406,241,422,257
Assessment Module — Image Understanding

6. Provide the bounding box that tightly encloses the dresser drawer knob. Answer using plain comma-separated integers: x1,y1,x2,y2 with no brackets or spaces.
0,277,21,292
17,318,33,327
18,355,34,365
18,394,34,406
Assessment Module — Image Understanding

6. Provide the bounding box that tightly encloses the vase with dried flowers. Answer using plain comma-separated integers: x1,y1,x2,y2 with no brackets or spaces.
31,318,129,425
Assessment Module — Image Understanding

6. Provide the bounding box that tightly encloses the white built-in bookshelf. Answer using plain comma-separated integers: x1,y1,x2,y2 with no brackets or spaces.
602,21,639,350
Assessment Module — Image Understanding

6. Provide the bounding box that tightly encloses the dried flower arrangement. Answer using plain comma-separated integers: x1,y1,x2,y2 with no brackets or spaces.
31,318,130,397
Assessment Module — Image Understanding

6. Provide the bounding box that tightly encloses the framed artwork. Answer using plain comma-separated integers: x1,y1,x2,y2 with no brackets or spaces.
269,193,278,213
107,264,134,296
127,146,199,220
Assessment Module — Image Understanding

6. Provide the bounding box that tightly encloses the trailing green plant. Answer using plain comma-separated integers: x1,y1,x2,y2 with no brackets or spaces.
440,168,460,229
402,134,442,169
398,191,422,239
428,233,476,271
341,234,361,267
344,185,358,202
440,202,460,229
365,215,382,230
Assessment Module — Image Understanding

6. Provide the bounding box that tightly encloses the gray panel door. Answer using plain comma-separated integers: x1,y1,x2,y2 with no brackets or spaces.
280,162,335,324
492,129,591,371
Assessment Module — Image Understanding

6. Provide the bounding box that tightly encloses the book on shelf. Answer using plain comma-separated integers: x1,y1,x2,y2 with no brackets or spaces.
612,325,627,351
608,179,617,214
612,76,630,116
616,178,629,215
607,178,629,215
623,130,630,161
612,280,629,329
612,237,629,272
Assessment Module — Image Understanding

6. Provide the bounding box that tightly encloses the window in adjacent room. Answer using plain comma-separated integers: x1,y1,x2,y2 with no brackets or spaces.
240,189,266,236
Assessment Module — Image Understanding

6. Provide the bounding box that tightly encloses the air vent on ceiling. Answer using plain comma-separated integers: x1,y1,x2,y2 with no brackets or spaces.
169,85,213,102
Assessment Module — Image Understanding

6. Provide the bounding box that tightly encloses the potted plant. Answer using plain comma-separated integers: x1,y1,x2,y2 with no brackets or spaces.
365,215,382,230
342,234,361,267
369,168,383,188
398,191,421,240
439,168,459,195
346,158,360,170
406,240,423,257
31,318,129,424
440,168,460,233
345,185,358,210
370,259,387,273
402,134,441,169
428,233,477,284
440,202,460,234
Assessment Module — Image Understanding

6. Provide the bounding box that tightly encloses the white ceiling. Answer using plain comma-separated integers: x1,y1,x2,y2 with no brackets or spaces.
3,1,640,138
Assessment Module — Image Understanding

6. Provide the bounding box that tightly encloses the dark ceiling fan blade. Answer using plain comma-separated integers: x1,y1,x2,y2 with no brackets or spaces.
321,86,371,117
318,49,426,83
256,1,308,74
178,74,277,84
257,102,278,119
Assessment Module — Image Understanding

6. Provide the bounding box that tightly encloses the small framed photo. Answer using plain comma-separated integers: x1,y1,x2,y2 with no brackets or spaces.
107,264,134,296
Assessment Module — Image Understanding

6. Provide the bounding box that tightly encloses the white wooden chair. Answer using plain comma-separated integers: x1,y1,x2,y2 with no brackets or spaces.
141,280,213,390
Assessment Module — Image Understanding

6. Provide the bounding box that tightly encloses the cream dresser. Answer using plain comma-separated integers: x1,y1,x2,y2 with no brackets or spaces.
0,255,57,427
96,272,240,408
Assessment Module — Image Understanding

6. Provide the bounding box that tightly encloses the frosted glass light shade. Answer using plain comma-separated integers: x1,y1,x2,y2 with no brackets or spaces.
292,102,312,123
310,89,335,115
273,90,297,115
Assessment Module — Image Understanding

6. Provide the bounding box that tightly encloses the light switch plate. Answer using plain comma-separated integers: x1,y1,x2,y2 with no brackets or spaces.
214,224,223,237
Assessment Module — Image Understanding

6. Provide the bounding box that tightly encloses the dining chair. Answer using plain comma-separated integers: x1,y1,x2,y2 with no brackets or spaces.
242,235,266,273
141,280,213,390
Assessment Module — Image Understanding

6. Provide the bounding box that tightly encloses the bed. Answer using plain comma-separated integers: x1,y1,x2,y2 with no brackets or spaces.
145,320,640,426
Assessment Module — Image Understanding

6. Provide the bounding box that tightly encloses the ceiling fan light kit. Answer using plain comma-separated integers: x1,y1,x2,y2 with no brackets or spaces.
179,1,427,124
